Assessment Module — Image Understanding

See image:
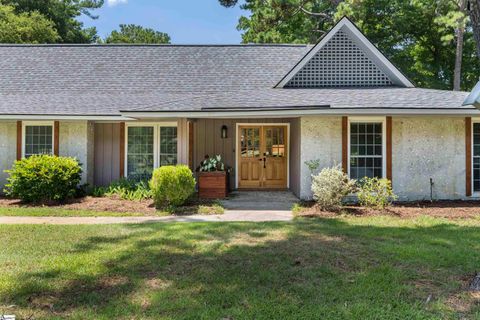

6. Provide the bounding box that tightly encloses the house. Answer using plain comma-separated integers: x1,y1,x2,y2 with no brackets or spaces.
0,17,478,201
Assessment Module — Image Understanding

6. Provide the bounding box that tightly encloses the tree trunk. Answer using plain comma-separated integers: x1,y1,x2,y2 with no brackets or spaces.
469,0,480,59
454,0,466,91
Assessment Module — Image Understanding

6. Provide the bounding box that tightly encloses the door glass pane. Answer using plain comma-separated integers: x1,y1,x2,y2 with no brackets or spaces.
241,127,260,158
127,126,154,180
267,127,285,157
24,125,53,157
159,126,177,166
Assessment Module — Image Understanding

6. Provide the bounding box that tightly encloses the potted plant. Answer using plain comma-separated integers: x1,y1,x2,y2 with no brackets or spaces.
197,155,229,199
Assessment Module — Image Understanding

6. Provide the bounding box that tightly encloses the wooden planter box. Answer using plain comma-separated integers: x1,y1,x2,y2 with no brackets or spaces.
198,171,228,199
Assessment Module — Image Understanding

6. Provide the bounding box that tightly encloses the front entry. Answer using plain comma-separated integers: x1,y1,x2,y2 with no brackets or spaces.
237,125,288,189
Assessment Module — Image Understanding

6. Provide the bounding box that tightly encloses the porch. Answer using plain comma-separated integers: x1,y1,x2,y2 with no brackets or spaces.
189,118,301,197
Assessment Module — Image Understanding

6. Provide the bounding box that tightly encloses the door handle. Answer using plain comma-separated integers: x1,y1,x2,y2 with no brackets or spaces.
263,157,266,168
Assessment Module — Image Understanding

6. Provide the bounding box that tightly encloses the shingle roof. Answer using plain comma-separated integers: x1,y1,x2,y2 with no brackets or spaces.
0,44,474,116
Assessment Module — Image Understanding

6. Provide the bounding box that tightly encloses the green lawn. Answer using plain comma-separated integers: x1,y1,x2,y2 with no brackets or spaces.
1,216,479,319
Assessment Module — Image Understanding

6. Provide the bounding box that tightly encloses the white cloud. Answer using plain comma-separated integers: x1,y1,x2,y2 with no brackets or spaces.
107,0,128,7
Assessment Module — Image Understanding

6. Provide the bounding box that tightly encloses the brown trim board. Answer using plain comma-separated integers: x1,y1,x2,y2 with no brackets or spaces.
53,121,59,156
386,116,392,182
466,117,472,197
342,116,348,173
16,121,22,160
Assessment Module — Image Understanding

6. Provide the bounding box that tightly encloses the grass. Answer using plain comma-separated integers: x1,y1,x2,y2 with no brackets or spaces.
1,216,479,319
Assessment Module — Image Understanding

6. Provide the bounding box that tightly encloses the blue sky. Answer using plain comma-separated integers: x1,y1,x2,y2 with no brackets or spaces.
79,0,246,44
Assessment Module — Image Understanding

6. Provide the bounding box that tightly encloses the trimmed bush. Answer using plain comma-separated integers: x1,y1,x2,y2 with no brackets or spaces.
357,177,397,209
311,165,356,211
150,165,196,208
4,155,82,203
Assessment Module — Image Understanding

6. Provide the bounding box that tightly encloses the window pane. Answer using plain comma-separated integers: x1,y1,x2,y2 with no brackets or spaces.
349,122,383,180
159,126,177,166
24,125,53,158
127,126,154,179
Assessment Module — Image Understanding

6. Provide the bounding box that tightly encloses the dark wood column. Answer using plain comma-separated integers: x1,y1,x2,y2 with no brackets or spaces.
342,116,348,174
386,116,392,182
466,117,472,196
53,121,59,156
16,121,22,160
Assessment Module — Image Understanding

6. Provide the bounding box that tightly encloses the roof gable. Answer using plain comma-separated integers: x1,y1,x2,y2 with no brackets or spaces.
463,80,480,107
276,17,414,88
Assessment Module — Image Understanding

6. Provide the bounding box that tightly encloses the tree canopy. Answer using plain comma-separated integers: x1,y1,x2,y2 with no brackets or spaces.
221,0,480,90
0,4,59,43
0,0,103,43
104,24,171,44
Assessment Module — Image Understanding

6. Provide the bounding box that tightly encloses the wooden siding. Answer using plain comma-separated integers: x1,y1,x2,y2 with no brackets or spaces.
193,118,294,190
94,123,121,186
177,118,189,165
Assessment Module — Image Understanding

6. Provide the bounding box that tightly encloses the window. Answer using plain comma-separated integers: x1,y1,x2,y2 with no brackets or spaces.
127,126,154,179
159,127,177,166
126,123,178,178
23,123,54,158
349,121,384,180
473,123,480,192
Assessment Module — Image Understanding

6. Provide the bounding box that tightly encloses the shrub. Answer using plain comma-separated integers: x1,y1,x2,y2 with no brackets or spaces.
4,155,82,203
150,165,196,209
311,165,356,211
357,177,397,209
90,178,152,201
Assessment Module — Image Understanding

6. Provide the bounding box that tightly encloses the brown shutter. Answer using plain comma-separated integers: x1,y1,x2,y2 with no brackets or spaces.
119,122,125,178
16,121,22,160
53,121,59,156
466,117,472,196
188,121,194,169
342,116,348,174
386,116,392,182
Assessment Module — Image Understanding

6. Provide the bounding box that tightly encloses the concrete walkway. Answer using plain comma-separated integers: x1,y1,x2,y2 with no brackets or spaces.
0,191,297,225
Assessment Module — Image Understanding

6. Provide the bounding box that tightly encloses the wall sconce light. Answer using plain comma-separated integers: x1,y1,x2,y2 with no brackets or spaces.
221,125,228,139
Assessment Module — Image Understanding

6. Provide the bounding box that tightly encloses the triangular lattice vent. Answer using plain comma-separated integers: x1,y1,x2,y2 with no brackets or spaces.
286,29,393,88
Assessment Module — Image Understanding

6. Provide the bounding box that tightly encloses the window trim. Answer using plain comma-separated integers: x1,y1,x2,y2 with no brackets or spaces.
124,122,178,178
347,116,387,180
22,121,55,158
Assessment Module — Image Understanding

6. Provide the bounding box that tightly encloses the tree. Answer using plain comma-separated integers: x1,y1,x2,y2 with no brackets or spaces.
0,4,59,43
105,24,171,44
468,0,480,59
0,0,103,43
436,0,468,91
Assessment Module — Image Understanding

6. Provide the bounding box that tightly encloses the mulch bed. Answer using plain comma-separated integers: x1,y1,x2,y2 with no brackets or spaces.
298,200,480,219
0,196,158,215
0,196,221,216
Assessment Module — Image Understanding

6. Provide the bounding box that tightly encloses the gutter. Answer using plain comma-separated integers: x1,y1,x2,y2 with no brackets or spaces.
120,107,480,119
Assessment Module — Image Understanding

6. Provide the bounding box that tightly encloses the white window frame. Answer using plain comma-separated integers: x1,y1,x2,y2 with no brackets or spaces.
124,122,178,177
347,116,387,180
22,121,55,158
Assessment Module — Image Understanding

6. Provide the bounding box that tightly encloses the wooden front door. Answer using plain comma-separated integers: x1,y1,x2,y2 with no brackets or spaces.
238,125,287,189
